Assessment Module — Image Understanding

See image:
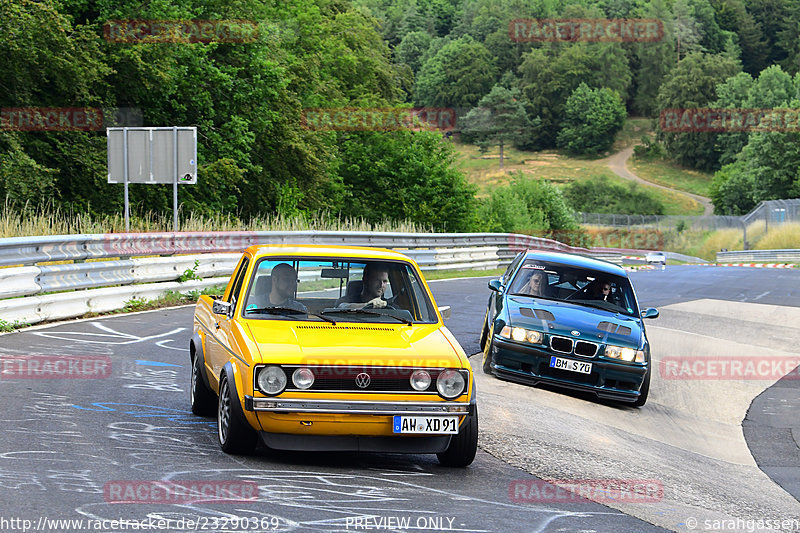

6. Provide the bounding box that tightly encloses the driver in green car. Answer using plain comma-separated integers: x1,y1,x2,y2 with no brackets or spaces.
336,263,390,309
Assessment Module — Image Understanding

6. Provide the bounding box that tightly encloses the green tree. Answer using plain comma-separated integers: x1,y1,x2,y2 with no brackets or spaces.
459,86,532,169
519,43,631,148
335,130,478,231
477,174,577,233
710,0,769,75
557,83,626,155
563,176,666,215
394,31,432,74
633,0,676,116
709,160,757,214
712,71,754,166
414,36,496,108
656,52,740,170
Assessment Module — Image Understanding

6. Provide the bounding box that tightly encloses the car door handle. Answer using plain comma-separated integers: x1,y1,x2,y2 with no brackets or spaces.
215,322,221,330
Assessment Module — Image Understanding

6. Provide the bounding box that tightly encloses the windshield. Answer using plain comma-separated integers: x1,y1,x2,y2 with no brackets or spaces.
242,258,438,323
508,260,640,317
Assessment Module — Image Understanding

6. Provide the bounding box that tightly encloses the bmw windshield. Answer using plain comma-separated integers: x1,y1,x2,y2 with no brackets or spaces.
508,260,640,317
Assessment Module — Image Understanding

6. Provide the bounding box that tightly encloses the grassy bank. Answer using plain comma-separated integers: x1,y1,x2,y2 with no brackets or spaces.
453,142,704,215
628,158,713,197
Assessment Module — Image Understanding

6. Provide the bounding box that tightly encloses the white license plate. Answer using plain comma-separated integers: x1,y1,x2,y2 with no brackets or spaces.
393,416,459,434
549,356,592,374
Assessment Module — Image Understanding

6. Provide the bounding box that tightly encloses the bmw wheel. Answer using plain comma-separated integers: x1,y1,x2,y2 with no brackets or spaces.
633,370,650,407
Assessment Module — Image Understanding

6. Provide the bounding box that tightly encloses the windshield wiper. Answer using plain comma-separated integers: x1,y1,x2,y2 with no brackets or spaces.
321,308,412,325
247,306,337,324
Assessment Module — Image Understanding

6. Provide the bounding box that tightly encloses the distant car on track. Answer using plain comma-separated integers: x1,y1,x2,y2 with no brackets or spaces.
645,251,667,268
480,251,658,406
190,244,478,466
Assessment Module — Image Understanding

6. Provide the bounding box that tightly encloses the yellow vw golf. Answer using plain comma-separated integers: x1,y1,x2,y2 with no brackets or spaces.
190,245,477,466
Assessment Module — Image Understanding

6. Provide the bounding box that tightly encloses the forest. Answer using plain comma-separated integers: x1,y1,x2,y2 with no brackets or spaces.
2,0,800,233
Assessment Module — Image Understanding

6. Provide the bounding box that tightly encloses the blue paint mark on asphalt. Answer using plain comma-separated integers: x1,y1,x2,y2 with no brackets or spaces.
136,360,182,367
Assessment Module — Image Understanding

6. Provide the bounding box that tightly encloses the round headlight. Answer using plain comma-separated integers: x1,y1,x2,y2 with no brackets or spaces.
257,366,287,395
526,330,543,343
410,370,432,391
292,368,315,390
511,327,527,341
619,348,636,362
436,369,466,399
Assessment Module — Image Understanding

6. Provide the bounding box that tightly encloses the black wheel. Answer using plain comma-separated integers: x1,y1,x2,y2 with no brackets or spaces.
217,372,258,454
190,354,216,417
633,370,650,407
437,406,478,467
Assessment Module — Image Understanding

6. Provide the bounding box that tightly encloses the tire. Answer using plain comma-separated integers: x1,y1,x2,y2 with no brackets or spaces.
217,372,258,454
437,406,478,467
633,370,650,407
190,354,216,417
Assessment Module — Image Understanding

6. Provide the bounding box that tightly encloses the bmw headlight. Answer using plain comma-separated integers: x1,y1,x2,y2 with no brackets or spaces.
605,345,645,363
500,325,543,344
436,369,466,399
257,365,287,395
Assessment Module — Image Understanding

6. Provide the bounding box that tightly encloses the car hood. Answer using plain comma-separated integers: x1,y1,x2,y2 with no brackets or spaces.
506,297,642,348
246,321,466,367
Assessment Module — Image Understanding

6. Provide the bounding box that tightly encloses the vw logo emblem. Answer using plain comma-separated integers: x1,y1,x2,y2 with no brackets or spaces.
355,372,371,389
571,330,580,336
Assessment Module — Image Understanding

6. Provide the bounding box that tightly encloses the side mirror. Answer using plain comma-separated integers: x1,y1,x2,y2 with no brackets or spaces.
641,308,659,319
212,300,232,317
488,279,503,292
438,306,452,320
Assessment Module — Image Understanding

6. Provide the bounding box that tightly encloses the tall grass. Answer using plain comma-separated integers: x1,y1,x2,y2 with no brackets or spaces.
0,203,434,238
754,223,800,250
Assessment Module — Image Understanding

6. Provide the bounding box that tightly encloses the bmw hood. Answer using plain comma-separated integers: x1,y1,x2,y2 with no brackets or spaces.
506,297,642,348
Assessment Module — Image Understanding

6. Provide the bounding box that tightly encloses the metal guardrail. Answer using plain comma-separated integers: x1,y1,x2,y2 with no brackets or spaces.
0,231,656,327
716,249,800,263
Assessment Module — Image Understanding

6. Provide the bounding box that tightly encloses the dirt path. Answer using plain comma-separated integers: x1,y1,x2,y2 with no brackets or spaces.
605,147,714,216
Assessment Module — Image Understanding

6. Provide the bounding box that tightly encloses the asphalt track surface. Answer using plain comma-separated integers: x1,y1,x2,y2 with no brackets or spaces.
0,266,798,532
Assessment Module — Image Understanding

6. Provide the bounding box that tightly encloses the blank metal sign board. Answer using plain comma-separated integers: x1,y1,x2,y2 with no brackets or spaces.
107,127,197,184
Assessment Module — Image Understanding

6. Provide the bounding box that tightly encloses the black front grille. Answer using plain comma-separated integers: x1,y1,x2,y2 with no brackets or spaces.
550,336,574,354
574,341,598,357
279,366,468,394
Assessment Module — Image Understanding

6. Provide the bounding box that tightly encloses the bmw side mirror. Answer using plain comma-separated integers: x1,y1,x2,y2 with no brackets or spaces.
213,300,232,316
641,308,659,319
488,279,503,292
438,306,451,320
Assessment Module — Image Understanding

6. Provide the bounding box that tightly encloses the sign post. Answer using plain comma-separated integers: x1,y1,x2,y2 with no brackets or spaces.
107,126,197,232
